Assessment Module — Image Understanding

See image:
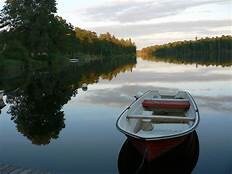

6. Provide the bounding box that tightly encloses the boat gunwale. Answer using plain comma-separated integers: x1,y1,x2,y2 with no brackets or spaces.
116,90,200,141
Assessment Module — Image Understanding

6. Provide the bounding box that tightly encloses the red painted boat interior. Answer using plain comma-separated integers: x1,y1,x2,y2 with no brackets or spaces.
142,99,190,110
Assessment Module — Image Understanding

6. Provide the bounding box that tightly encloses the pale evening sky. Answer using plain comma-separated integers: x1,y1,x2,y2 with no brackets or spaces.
0,0,231,49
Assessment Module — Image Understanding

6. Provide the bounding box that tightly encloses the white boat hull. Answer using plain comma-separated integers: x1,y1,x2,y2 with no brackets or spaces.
116,90,199,161
116,90,200,141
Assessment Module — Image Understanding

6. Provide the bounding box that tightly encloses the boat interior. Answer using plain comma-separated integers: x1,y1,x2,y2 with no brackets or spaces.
118,90,198,139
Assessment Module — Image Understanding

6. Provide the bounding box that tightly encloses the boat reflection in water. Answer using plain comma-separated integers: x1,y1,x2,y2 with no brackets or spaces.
118,131,199,174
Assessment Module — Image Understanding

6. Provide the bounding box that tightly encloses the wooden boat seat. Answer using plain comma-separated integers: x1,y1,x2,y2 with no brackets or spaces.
142,99,190,110
127,115,195,123
129,114,195,133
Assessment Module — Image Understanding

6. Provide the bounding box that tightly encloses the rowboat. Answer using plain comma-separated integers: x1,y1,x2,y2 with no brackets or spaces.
116,90,200,161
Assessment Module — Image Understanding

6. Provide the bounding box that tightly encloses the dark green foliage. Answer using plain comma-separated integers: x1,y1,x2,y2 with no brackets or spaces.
3,40,28,61
0,0,69,57
0,0,136,63
8,73,67,145
0,0,136,146
140,35,232,66
75,28,136,57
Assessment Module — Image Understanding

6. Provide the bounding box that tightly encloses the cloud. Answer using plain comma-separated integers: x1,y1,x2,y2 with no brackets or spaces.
89,19,232,48
83,0,228,23
78,85,179,107
195,95,232,112
77,85,232,112
99,71,232,84
90,20,232,38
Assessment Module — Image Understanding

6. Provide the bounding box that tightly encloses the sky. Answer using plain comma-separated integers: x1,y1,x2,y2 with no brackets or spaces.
1,0,232,49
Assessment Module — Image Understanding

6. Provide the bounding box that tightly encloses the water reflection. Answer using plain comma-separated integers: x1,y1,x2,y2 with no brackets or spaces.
6,73,69,145
0,90,5,114
0,54,231,173
140,52,232,67
76,85,232,112
1,56,136,145
118,131,199,174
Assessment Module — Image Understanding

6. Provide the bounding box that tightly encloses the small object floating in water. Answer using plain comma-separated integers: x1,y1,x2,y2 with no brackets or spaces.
81,83,88,91
116,90,200,161
69,58,79,63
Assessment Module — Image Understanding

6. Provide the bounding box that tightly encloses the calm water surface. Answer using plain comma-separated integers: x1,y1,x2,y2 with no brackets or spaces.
0,57,232,174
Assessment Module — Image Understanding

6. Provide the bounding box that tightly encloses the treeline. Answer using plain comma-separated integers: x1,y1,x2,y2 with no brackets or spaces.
75,28,136,56
140,35,232,66
0,0,135,64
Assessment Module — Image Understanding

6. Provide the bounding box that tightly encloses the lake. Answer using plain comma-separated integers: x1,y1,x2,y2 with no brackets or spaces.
0,57,232,174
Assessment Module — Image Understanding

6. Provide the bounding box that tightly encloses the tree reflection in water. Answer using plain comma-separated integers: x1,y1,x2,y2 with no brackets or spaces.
139,51,232,67
7,73,74,145
5,55,136,145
